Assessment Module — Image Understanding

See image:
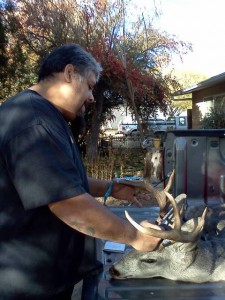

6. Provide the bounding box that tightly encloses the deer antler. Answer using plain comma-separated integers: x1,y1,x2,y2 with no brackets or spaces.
125,192,207,243
118,151,174,218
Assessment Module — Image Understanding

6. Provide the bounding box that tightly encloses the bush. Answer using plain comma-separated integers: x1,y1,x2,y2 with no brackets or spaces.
201,101,225,129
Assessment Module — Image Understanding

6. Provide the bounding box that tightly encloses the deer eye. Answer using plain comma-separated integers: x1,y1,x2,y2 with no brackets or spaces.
140,259,157,264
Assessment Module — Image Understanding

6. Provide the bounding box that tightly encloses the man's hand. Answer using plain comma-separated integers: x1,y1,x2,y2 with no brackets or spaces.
87,177,152,207
111,181,152,207
130,221,162,251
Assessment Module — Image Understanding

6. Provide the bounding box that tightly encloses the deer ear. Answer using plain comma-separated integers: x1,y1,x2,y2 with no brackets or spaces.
171,241,197,271
173,245,197,271
182,217,204,236
177,240,198,252
172,217,201,253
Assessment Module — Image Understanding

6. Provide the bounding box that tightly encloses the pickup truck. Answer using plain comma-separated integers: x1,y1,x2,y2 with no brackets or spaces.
81,129,225,299
118,119,166,135
118,116,188,135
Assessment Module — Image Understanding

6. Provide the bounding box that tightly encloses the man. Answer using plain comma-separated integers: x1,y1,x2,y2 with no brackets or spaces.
0,44,161,299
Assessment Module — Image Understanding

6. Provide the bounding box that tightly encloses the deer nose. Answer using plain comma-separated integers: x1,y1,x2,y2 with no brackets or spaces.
109,266,121,278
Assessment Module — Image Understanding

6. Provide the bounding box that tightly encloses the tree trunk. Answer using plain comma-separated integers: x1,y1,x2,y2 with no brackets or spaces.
126,77,144,141
86,86,104,162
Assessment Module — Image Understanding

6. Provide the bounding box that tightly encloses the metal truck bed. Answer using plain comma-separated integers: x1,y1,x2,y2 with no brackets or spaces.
82,206,225,300
163,129,225,203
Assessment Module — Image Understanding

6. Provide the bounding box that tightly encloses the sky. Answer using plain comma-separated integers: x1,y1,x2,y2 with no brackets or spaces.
133,0,225,78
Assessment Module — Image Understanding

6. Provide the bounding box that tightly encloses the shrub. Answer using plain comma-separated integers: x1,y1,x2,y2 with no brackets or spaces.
201,99,225,129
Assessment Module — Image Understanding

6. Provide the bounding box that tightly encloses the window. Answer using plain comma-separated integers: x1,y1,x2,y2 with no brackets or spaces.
179,117,186,126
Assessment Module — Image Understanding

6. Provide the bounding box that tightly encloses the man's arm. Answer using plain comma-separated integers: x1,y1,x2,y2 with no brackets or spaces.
48,193,161,252
87,177,110,197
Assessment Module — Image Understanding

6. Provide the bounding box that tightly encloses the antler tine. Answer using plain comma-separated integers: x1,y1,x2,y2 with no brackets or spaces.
164,169,175,192
125,192,207,243
165,192,182,231
143,153,174,217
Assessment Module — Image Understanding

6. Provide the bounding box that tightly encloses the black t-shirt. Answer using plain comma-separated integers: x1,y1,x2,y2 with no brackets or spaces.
0,90,91,298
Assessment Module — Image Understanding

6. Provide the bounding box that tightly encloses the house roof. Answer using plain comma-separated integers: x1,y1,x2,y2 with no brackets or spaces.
173,72,225,96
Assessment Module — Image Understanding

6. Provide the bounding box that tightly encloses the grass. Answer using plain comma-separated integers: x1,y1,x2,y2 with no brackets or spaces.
83,146,146,180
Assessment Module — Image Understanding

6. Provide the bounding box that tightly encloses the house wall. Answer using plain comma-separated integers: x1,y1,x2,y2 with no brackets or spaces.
192,81,225,128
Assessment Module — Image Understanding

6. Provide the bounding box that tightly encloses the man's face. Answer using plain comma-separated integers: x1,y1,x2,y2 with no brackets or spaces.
71,71,97,118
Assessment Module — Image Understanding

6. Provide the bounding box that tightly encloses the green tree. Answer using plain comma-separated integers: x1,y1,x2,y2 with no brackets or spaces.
0,9,8,103
0,1,37,101
1,0,192,158
169,70,208,117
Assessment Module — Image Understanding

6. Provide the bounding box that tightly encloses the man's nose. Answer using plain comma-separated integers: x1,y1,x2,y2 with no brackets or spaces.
87,93,95,103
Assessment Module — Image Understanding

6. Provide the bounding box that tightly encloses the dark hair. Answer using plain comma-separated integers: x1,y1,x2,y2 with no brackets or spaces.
38,44,102,82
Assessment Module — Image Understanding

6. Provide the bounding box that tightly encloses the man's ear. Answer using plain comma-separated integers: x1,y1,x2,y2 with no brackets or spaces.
64,64,74,82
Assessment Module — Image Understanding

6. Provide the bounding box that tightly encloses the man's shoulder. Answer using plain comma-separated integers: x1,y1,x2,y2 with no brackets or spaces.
0,89,68,145
1,89,61,125
0,89,37,122
3,88,32,101
0,90,45,146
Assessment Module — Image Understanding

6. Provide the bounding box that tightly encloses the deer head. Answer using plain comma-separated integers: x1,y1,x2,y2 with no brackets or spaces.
109,218,207,282
109,192,208,282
